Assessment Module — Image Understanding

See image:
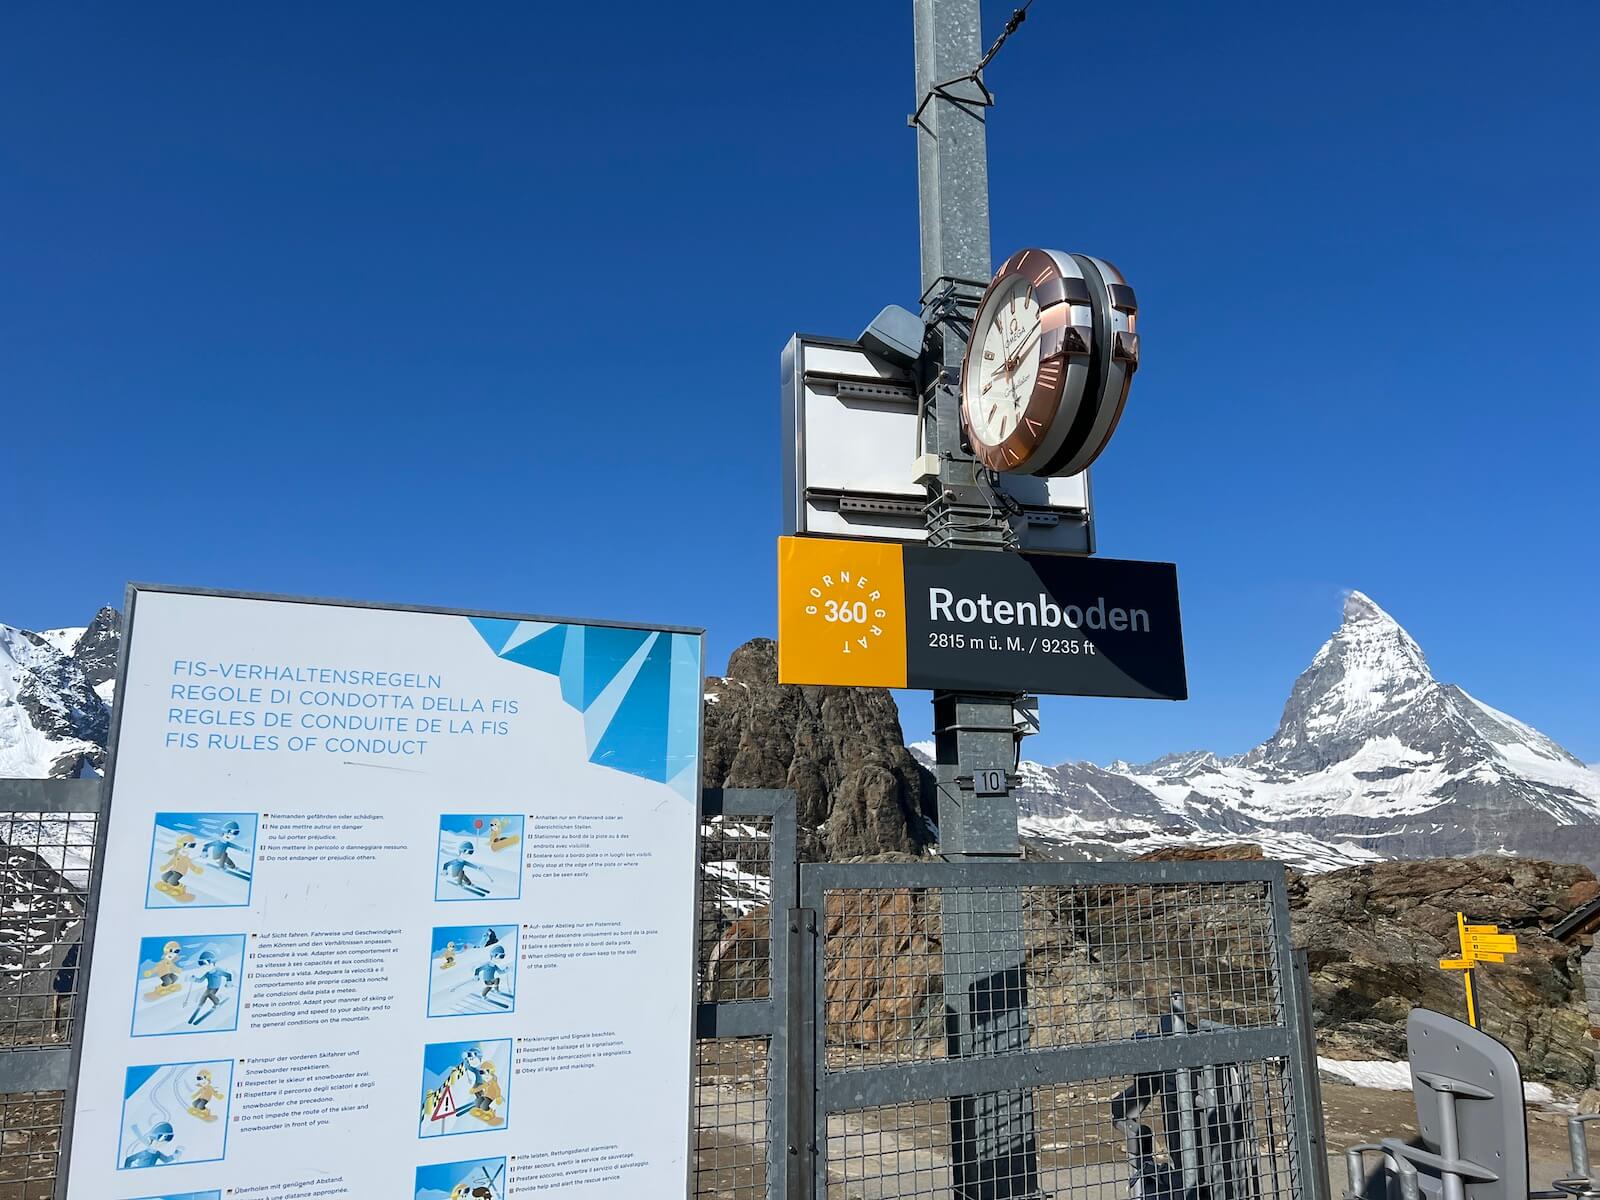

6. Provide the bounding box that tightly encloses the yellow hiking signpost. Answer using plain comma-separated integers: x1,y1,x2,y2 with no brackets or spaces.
1439,911,1518,1029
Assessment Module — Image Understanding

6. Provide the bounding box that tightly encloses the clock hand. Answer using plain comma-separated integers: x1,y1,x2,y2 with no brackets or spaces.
1004,324,1042,372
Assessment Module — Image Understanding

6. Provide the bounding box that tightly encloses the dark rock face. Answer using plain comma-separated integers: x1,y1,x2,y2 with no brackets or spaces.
70,607,122,695
1291,855,1597,1085
2,620,112,780
700,639,929,861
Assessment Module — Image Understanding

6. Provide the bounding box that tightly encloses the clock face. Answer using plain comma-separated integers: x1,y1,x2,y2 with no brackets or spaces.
959,249,1096,475
970,277,1043,445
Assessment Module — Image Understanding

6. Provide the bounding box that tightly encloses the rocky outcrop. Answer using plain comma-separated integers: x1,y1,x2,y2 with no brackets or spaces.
71,607,121,699
700,639,929,861
704,848,1600,1085
1293,855,1597,1085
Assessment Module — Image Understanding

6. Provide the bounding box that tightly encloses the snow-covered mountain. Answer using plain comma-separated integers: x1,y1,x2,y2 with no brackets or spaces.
1020,592,1600,871
920,591,1600,872
0,608,120,779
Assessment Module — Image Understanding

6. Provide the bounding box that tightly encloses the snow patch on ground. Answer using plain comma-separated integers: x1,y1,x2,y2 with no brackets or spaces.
1319,1057,1561,1107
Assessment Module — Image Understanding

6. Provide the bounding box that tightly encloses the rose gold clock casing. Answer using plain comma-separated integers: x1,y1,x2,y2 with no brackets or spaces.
959,247,1139,478
960,248,1095,473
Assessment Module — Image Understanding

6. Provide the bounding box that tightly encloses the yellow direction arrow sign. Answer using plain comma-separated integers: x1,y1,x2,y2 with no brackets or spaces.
1438,912,1518,1029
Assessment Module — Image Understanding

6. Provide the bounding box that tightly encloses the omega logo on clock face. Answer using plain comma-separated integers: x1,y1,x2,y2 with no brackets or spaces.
803,568,890,655
959,248,1138,478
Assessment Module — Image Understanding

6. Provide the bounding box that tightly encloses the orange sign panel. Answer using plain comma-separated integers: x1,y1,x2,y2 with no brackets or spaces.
777,537,907,688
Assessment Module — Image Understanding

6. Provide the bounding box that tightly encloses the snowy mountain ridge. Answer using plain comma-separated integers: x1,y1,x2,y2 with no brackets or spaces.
919,591,1600,872
0,609,120,779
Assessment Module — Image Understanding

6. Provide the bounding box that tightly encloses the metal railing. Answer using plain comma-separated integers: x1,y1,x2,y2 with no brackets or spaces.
0,779,104,1200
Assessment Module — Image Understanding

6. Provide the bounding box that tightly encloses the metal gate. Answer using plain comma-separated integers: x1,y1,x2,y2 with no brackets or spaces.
793,859,1322,1200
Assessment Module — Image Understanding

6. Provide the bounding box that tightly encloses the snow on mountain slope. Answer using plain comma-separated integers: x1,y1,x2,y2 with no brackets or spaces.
1003,591,1600,872
0,611,118,779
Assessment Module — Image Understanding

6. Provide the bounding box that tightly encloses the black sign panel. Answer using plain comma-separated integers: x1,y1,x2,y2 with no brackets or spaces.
901,548,1186,699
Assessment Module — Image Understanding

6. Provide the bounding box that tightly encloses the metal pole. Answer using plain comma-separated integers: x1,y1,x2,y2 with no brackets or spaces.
913,2,1040,1195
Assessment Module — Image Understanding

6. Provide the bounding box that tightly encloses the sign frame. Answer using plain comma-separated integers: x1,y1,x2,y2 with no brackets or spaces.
58,582,707,1200
777,535,1186,700
781,333,1096,552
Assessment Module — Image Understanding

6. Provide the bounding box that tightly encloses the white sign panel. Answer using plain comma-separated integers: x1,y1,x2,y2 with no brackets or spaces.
66,587,703,1200
780,333,1093,552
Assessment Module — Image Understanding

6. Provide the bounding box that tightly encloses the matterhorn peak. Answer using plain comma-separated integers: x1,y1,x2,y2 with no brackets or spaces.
1341,589,1390,623
1329,590,1431,676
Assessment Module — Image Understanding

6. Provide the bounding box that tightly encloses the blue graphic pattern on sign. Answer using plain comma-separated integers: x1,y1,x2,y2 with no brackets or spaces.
469,619,700,799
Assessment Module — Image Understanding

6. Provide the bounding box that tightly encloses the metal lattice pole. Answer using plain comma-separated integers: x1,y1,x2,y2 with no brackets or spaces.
913,2,1041,1195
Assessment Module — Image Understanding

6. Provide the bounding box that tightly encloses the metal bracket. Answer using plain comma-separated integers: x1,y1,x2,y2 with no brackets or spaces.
786,906,817,1199
908,73,995,132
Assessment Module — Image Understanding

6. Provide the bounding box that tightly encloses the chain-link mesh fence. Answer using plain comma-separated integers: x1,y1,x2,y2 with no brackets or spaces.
821,1060,1298,1200
0,783,103,1200
820,877,1282,1069
804,863,1313,1200
695,794,793,1199
0,1091,64,1200
696,1037,773,1200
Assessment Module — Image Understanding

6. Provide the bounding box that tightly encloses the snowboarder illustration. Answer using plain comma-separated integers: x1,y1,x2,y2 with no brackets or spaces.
187,1067,223,1121
121,1119,181,1168
153,834,204,901
466,1058,503,1125
186,950,234,1026
473,945,509,1007
201,820,251,881
142,940,184,999
487,818,519,852
440,941,458,969
441,842,488,897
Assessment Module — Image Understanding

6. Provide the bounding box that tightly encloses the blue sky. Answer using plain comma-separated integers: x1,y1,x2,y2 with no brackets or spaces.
3,3,1596,765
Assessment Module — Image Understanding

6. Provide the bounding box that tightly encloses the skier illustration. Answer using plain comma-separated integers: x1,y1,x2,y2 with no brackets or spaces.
121,1119,181,1168
186,950,234,1026
142,940,184,999
201,820,252,881
440,842,488,897
187,1067,223,1121
473,945,510,1007
481,928,500,948
439,941,458,969
487,818,520,852
153,834,204,902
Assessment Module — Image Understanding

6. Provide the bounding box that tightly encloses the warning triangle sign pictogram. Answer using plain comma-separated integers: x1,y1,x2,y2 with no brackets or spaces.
430,1085,458,1121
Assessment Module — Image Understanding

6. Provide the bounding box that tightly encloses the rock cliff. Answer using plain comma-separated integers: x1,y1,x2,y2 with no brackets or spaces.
700,638,930,861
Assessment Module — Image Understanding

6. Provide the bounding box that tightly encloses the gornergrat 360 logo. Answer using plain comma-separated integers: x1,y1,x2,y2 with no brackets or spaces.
802,567,891,655
777,537,908,689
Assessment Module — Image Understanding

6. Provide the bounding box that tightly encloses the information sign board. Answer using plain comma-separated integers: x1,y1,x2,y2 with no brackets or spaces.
777,535,1186,699
65,586,703,1200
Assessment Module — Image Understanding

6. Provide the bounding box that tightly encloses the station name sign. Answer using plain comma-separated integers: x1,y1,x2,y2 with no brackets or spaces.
777,535,1186,699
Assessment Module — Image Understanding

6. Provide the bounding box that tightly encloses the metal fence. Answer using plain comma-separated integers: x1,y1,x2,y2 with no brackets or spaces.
696,788,799,1200
0,779,1323,1200
796,860,1320,1200
0,779,103,1200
